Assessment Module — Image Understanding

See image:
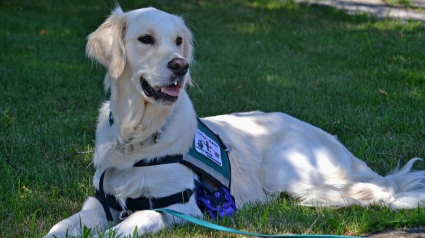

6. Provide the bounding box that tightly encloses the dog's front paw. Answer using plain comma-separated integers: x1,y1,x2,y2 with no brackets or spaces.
44,222,79,238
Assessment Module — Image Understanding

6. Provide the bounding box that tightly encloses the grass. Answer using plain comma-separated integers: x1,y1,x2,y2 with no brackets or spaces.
383,0,413,7
1,0,425,237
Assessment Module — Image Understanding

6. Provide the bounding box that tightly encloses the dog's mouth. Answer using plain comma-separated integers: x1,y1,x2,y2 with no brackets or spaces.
141,77,181,103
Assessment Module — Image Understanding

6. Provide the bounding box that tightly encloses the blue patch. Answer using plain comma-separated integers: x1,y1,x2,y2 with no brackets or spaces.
197,188,237,220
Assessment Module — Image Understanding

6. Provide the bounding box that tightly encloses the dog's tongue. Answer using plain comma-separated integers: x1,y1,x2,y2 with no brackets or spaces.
161,85,180,97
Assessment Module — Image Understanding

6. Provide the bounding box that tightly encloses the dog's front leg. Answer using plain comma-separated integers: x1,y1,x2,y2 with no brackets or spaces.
101,201,203,237
44,197,114,238
101,210,169,237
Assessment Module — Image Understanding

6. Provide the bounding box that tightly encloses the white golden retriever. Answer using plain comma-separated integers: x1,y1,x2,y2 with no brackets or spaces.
45,6,425,237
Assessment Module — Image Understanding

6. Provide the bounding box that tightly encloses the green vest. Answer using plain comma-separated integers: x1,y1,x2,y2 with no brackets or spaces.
181,118,231,189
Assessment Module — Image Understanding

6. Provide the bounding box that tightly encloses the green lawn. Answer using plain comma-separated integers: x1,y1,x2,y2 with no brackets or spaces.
1,0,425,237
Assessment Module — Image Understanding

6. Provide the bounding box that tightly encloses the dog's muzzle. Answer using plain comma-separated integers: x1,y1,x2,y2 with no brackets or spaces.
141,58,189,104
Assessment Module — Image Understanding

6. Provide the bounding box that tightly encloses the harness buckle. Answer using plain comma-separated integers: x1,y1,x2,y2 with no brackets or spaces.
119,209,132,220
182,189,191,203
182,191,186,203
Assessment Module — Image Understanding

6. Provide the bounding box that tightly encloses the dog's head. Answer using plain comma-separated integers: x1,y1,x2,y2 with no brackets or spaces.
86,6,194,105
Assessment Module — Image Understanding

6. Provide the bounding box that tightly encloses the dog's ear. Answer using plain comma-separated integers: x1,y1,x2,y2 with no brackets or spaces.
181,22,194,85
86,7,126,79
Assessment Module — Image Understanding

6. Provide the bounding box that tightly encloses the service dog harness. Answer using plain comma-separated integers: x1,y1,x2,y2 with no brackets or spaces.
96,114,236,222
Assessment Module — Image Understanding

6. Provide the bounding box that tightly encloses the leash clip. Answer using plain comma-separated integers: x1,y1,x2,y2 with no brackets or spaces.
119,209,132,220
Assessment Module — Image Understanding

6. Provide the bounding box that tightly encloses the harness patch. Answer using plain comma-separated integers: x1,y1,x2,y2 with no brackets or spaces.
195,129,222,166
182,118,232,189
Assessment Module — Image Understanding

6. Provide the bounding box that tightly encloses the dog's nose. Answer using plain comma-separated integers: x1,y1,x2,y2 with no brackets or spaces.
168,58,189,76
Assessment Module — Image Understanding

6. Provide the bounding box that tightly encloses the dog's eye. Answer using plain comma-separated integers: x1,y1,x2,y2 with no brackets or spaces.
176,37,182,46
138,35,154,45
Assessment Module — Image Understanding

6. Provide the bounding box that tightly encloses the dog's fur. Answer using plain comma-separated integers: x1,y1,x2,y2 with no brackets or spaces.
45,6,425,237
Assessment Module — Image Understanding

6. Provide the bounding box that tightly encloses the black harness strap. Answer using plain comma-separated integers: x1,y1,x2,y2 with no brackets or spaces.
95,155,193,222
95,171,114,221
133,155,182,167
106,188,194,212
98,112,230,222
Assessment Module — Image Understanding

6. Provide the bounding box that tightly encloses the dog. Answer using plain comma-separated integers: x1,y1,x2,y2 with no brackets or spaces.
45,6,425,237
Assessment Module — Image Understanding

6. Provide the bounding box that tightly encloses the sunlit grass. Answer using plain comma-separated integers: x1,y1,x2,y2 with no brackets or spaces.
1,0,424,237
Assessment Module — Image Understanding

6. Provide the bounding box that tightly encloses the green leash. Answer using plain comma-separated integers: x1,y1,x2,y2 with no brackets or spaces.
155,208,362,238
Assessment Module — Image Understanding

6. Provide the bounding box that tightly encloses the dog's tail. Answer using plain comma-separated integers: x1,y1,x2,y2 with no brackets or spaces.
299,158,425,209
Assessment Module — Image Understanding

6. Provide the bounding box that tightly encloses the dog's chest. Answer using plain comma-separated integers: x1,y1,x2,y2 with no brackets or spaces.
102,163,195,200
